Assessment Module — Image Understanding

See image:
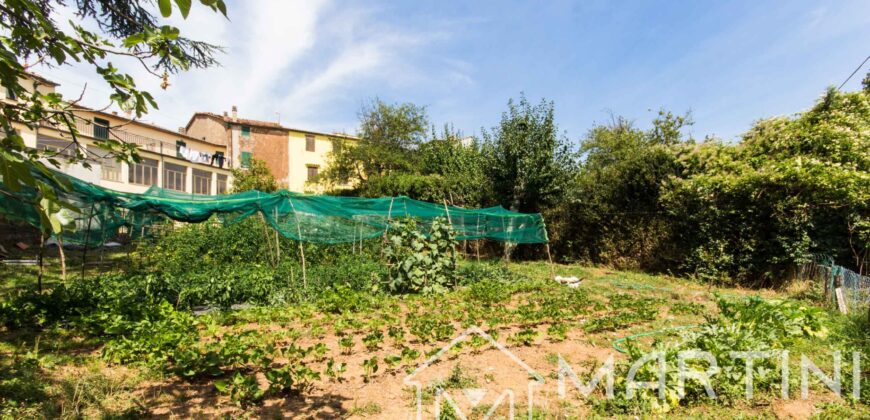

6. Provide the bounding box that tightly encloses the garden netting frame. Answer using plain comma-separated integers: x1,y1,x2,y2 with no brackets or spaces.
0,166,549,246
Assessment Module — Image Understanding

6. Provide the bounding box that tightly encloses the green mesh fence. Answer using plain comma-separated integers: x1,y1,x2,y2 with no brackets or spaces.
0,166,548,246
798,254,870,313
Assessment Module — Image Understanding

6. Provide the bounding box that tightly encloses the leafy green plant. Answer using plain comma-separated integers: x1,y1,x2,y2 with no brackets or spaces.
509,328,538,346
383,217,458,294
594,297,831,415
400,346,420,363
265,363,320,395
215,372,264,409
384,355,402,370
363,330,384,351
339,337,354,355
388,325,405,346
547,323,568,342
324,358,347,382
670,302,705,315
362,357,379,383
408,315,456,344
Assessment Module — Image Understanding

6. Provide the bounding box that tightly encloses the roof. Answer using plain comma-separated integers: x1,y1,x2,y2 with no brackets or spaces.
24,71,59,87
72,105,227,146
191,112,285,129
187,112,358,140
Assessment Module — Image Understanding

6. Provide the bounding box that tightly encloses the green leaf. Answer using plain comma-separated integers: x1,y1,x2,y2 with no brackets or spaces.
158,0,173,17
174,0,192,18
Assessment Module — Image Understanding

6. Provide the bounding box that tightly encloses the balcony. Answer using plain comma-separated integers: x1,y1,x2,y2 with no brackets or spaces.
40,118,231,169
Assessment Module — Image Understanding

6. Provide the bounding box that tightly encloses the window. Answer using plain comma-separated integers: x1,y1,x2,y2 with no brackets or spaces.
305,134,315,152
5,87,16,100
87,145,120,182
36,136,75,158
216,173,228,194
129,157,158,186
240,151,252,168
163,162,187,191
176,140,186,159
93,118,109,140
241,126,251,137
213,151,225,168
192,169,212,195
306,165,319,180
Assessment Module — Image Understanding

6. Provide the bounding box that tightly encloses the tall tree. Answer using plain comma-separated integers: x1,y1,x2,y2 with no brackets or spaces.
557,111,690,267
481,94,574,214
0,0,226,231
322,98,428,186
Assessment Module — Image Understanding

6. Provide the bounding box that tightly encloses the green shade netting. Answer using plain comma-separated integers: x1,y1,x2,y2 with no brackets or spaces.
0,166,548,246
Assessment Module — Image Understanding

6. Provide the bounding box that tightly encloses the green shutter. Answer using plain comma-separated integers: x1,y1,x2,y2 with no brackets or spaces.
93,118,110,140
241,126,251,137
240,151,252,168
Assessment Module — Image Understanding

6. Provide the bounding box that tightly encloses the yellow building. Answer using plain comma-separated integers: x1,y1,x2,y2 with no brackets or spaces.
4,73,234,195
185,107,356,192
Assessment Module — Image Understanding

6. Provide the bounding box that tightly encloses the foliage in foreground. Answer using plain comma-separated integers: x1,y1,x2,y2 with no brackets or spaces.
594,297,831,415
1,0,226,233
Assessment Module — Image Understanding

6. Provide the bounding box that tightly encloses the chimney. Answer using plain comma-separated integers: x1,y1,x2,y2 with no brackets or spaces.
231,105,238,121
178,127,186,135
223,111,228,117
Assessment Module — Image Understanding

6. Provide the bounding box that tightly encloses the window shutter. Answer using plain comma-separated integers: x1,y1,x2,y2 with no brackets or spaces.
93,118,110,140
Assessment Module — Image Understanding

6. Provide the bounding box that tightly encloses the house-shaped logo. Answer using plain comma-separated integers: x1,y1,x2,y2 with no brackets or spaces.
404,326,545,419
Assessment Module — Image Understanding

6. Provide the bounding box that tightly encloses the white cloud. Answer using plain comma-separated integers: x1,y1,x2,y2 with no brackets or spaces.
36,0,467,134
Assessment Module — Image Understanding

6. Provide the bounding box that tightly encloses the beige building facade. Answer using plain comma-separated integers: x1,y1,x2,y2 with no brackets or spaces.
4,74,234,195
6,74,355,195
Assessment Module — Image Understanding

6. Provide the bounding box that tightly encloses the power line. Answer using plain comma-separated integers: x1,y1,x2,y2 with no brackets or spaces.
837,55,870,90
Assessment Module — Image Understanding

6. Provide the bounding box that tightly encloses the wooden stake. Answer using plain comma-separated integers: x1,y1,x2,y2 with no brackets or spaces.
383,197,395,241
442,200,453,226
57,235,66,281
475,216,481,262
37,234,45,292
545,243,555,277
81,203,95,279
299,241,307,288
288,197,306,288
274,209,281,262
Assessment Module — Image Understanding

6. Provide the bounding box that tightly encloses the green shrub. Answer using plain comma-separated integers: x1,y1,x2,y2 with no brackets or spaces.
595,297,830,415
383,217,457,294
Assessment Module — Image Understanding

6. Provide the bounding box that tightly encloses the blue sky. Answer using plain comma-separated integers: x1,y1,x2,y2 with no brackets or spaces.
41,0,870,145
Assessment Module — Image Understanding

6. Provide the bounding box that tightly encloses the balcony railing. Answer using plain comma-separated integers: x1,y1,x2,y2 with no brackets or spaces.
41,119,231,169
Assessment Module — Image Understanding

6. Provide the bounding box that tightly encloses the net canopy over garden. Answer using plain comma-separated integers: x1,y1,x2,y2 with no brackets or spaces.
0,167,548,246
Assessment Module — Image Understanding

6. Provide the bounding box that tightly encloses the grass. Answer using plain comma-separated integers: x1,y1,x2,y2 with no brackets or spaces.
0,252,866,418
